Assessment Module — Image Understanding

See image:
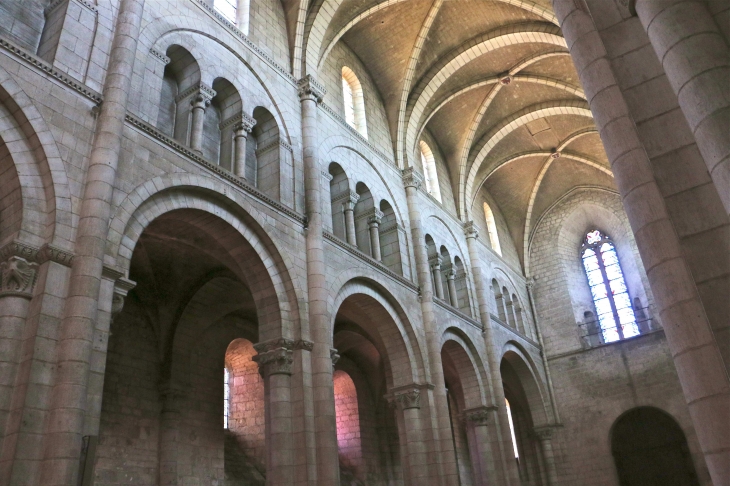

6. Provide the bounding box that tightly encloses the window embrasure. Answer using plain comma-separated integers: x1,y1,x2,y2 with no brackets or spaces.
581,229,638,343
419,141,442,203
341,66,367,138
483,202,501,256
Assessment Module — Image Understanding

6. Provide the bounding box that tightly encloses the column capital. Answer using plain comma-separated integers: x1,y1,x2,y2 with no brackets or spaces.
402,167,423,190
253,347,294,377
463,406,497,426
297,75,326,103
357,207,383,225
234,113,257,133
533,425,558,441
464,221,479,240
526,277,537,291
177,83,216,104
446,269,456,280
388,388,421,411
429,255,443,269
0,255,39,299
332,190,359,208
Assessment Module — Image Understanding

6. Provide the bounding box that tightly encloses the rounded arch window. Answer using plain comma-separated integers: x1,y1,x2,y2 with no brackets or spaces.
483,201,501,255
341,67,367,138
419,141,442,202
581,229,638,343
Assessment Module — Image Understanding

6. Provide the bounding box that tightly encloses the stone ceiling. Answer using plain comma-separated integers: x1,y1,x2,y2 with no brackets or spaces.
290,0,616,266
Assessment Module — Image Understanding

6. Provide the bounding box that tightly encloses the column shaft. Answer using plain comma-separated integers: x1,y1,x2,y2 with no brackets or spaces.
555,2,730,480
298,76,339,486
635,0,730,213
190,95,208,153
41,1,145,484
446,272,458,307
432,263,445,301
344,201,357,246
368,221,381,261
0,294,31,440
233,128,248,177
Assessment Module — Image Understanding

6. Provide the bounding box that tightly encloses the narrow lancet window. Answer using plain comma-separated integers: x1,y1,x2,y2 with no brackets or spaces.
223,367,231,429
419,141,442,202
505,398,519,460
581,230,638,343
483,202,501,256
341,67,367,137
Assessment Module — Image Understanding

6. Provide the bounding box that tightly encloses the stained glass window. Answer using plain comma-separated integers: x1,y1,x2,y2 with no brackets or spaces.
581,230,638,343
224,367,231,429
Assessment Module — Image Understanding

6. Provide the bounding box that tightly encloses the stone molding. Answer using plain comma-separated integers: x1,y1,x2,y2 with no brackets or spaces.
402,167,423,190
0,36,102,103
331,190,359,205
176,83,216,104
124,113,306,225
0,240,39,264
0,256,39,299
45,0,98,17
533,425,557,440
463,406,498,426
149,48,170,65
297,75,326,103
379,221,405,235
321,170,334,182
354,207,383,223
38,244,74,267
256,137,293,156
295,339,314,352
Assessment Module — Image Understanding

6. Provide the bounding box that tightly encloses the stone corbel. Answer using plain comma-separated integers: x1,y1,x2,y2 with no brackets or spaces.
0,256,39,299
297,75,327,104
463,406,497,427
402,167,423,190
103,265,136,321
330,348,341,367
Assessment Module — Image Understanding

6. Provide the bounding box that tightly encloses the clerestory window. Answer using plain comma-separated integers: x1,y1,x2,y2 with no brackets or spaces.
483,202,501,256
214,0,250,34
341,67,367,138
581,230,638,343
419,141,442,202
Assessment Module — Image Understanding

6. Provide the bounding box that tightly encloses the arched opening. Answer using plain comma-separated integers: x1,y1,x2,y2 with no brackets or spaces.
492,279,507,324
341,66,367,138
611,407,699,486
224,338,266,484
329,163,351,242
483,202,501,256
204,78,242,168
378,200,405,276
501,350,549,485
332,284,420,485
354,182,375,256
419,141,442,202
248,107,285,201
158,45,201,141
96,208,282,485
453,257,471,316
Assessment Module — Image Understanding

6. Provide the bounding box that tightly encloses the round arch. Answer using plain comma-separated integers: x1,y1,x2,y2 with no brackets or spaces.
501,342,549,427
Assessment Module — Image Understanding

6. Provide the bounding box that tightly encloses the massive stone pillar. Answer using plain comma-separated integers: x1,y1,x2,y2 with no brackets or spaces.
553,1,730,481
463,407,499,486
464,222,520,486
41,0,146,484
253,339,297,485
233,114,256,178
634,0,730,214
402,168,459,485
158,383,183,486
533,426,559,486
297,75,339,486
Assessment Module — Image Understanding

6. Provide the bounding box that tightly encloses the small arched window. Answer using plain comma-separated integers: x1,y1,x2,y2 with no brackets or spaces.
341,67,367,138
483,202,501,256
419,141,442,202
505,398,519,460
223,366,231,429
581,230,638,343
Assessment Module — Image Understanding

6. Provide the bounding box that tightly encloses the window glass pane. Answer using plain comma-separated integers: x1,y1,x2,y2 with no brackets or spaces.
613,293,632,310
604,264,622,281
594,297,612,316
590,283,607,300
598,314,620,343
586,230,602,244
586,269,604,287
600,242,614,253
583,248,595,258
601,248,619,266
582,254,599,272
342,76,355,127
621,320,640,338
609,278,627,295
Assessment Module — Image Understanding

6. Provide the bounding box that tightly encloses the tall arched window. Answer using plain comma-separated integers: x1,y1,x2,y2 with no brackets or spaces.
419,141,442,202
581,229,638,343
505,398,519,460
483,202,501,255
223,366,231,429
341,67,367,138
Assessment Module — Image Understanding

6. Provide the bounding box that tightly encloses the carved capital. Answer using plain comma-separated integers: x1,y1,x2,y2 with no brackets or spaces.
177,83,216,104
389,388,421,411
234,113,257,133
0,256,38,298
356,207,383,224
297,75,326,103
446,269,456,280
332,190,359,207
402,167,423,190
533,425,555,441
253,338,296,354
294,339,314,352
253,347,293,377
464,406,496,426
464,221,479,240
429,255,443,269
